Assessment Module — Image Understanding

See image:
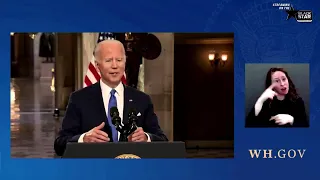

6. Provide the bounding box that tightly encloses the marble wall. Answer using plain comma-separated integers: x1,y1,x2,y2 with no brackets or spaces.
144,33,174,141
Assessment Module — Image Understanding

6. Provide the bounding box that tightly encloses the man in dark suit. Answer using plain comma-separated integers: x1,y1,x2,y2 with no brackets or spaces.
54,39,168,156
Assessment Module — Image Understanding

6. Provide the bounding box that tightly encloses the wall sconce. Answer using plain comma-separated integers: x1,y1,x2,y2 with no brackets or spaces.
208,52,228,68
29,33,36,39
208,53,215,61
221,54,228,61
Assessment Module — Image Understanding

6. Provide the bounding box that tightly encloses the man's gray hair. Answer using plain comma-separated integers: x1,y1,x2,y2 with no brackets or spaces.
93,39,126,61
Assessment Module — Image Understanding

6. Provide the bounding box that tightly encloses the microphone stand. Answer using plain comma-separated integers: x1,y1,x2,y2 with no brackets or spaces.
111,115,124,141
112,109,139,142
127,111,138,135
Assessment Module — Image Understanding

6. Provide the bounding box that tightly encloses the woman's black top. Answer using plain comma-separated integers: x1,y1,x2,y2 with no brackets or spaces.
246,97,309,127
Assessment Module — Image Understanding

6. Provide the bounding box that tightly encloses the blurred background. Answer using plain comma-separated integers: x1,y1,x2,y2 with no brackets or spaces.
10,32,234,158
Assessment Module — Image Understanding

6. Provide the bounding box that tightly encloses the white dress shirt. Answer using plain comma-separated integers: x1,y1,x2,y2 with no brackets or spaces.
78,80,150,142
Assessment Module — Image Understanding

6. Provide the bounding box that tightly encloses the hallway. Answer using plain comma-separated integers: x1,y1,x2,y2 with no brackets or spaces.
10,78,58,158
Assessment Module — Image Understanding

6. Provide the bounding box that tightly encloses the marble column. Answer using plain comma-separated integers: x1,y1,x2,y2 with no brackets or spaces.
55,33,77,110
33,33,42,80
137,60,145,92
144,33,174,141
33,78,42,155
81,33,98,88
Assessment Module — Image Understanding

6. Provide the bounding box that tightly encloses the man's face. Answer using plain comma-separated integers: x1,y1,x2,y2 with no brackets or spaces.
95,42,126,86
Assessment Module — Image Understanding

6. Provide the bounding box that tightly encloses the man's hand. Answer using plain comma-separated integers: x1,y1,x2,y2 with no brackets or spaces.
270,114,294,125
128,127,148,142
83,122,110,142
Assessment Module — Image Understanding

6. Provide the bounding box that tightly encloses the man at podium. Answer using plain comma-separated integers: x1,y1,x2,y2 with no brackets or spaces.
54,39,168,156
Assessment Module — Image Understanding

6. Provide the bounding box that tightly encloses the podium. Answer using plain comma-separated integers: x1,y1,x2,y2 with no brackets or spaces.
62,142,186,158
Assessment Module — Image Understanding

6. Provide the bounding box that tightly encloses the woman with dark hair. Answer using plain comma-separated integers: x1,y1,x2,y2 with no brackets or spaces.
246,67,309,127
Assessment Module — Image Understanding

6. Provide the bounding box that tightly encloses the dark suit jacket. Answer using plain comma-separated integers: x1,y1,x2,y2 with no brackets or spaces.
54,82,168,156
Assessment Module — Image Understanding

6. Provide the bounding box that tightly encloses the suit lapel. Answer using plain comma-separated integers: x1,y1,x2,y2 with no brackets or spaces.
123,85,133,125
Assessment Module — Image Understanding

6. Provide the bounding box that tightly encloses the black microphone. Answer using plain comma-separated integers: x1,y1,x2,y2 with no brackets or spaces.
127,108,138,135
110,107,122,131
